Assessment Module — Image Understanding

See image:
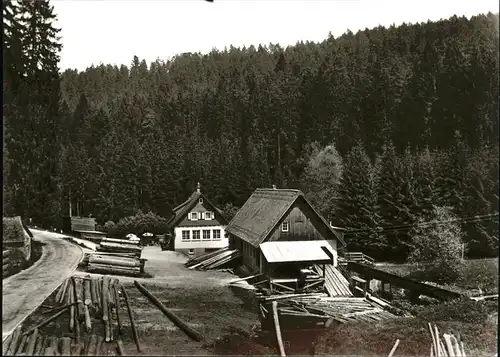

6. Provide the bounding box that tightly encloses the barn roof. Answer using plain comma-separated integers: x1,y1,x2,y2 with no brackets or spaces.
167,187,227,230
225,188,345,248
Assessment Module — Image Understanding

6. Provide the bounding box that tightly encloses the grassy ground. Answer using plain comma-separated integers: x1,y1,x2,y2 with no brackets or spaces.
377,258,499,295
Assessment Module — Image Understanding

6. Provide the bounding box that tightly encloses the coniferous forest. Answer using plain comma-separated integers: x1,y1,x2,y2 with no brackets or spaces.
3,1,499,262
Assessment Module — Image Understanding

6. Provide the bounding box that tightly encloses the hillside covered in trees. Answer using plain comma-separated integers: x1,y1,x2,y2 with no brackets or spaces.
3,2,498,261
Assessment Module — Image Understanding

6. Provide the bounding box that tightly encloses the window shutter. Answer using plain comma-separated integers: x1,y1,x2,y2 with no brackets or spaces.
187,213,191,221
201,212,205,220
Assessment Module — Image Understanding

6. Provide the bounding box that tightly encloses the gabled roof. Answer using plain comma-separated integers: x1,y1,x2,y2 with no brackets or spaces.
167,190,227,230
226,188,345,248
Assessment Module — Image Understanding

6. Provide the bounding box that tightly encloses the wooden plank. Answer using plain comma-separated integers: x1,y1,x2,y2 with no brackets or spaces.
271,301,286,356
228,273,265,285
387,339,400,357
121,286,142,352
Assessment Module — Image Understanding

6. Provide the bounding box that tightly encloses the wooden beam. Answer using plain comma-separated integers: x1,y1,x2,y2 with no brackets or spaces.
271,301,286,357
134,281,204,342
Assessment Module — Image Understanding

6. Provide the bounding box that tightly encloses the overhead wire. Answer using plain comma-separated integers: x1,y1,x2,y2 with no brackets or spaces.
342,212,499,235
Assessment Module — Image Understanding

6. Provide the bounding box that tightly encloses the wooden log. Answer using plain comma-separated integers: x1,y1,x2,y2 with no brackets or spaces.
43,346,54,356
68,287,75,332
60,337,71,356
83,335,92,356
84,304,92,331
113,283,123,335
72,277,85,319
90,256,141,268
443,334,456,357
121,286,141,352
55,279,68,304
42,302,79,315
102,276,111,321
15,334,28,355
6,326,22,355
33,335,45,356
23,307,69,336
3,328,15,355
95,336,104,356
96,277,103,310
116,339,126,356
109,301,115,341
102,238,139,245
24,328,39,355
88,252,137,258
108,280,116,306
105,320,111,342
83,277,92,305
87,335,98,356
387,339,400,357
90,277,98,307
44,337,57,356
98,242,142,252
70,343,82,356
74,299,81,344
271,301,286,357
88,264,141,275
134,280,204,342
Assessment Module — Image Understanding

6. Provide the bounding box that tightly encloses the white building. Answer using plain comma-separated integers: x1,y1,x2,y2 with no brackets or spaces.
167,183,229,257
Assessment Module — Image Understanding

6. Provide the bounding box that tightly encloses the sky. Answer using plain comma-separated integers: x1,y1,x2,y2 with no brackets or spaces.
52,0,499,72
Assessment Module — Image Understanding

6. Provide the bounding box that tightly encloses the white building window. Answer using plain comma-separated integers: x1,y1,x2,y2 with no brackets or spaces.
212,229,221,240
199,198,203,203
190,212,198,220
203,229,211,240
282,221,289,232
192,230,201,240
181,230,190,240
205,211,213,220
188,249,195,255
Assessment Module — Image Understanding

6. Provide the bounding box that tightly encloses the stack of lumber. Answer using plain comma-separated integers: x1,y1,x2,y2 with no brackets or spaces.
313,264,353,297
427,323,467,357
86,238,145,276
185,247,229,267
96,238,143,257
2,274,141,356
258,295,399,331
185,248,241,270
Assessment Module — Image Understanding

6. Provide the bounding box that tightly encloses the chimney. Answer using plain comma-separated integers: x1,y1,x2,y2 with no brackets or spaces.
272,185,277,189
197,182,201,193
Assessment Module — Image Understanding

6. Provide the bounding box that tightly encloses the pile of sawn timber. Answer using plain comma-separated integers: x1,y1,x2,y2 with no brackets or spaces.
84,238,145,276
258,294,399,331
2,274,141,356
185,247,242,270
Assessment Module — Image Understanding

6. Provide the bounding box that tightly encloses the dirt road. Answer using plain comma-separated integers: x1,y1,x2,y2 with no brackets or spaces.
2,229,83,339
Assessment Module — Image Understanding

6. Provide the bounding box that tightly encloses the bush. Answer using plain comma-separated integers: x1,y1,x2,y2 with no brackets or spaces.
3,216,25,243
408,206,465,284
411,298,496,325
113,211,169,238
103,220,117,236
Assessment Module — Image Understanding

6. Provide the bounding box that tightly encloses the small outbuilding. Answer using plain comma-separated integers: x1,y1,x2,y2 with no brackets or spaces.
226,187,349,294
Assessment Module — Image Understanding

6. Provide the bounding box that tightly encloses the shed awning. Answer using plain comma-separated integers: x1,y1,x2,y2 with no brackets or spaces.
260,240,334,264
